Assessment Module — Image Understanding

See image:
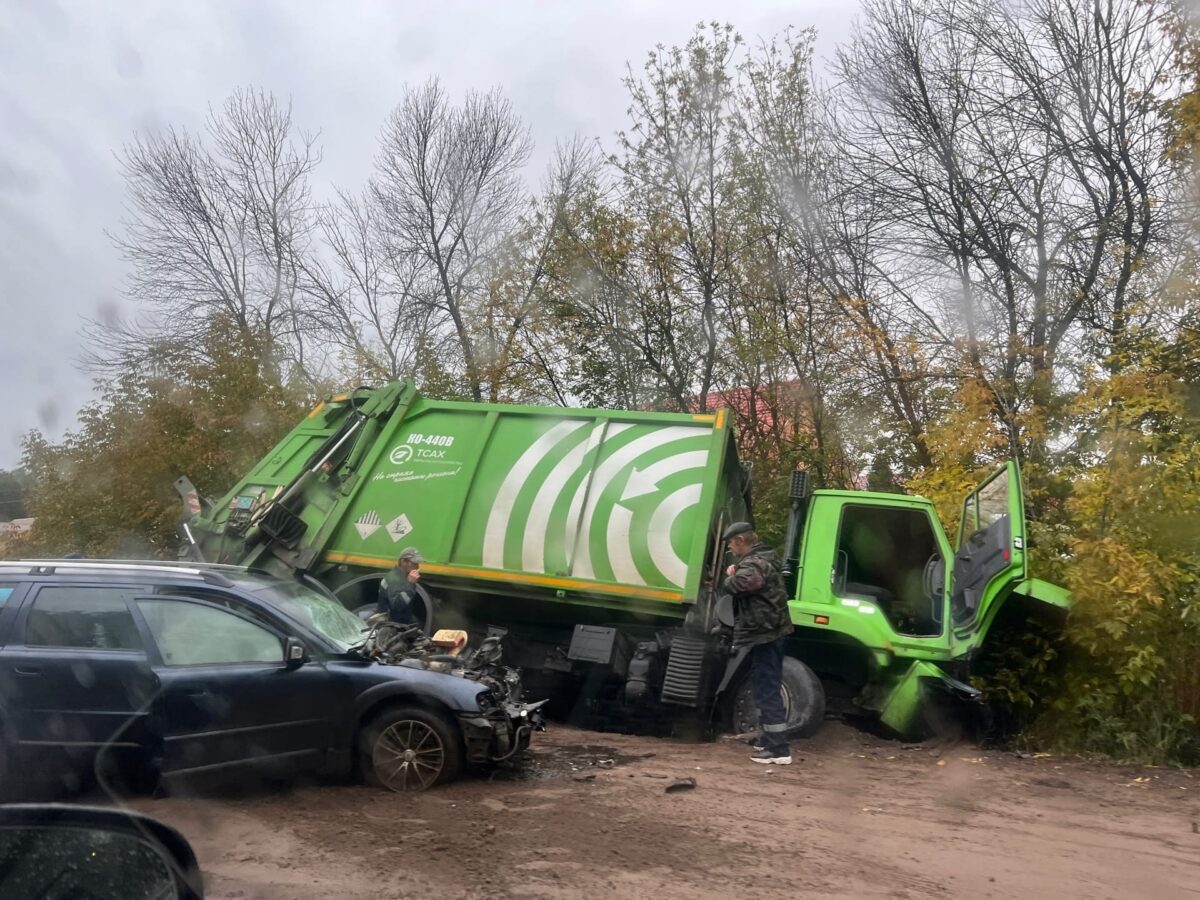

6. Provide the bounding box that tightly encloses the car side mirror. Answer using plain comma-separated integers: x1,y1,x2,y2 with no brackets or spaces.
0,804,204,898
285,637,307,668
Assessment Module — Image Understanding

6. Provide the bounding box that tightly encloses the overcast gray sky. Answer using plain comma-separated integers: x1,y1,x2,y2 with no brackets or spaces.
0,0,854,469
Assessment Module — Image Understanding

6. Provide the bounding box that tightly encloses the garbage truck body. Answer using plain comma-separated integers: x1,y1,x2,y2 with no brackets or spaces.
180,381,1070,738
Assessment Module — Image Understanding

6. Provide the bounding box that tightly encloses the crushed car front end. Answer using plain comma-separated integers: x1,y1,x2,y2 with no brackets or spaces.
460,691,545,766
359,619,544,767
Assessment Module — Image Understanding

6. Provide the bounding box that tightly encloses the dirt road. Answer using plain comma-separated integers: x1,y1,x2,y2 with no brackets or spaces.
131,723,1200,899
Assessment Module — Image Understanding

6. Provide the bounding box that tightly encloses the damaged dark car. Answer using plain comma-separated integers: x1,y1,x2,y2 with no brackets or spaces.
0,561,541,794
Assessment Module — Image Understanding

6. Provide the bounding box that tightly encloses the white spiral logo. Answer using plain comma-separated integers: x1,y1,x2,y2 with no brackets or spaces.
482,420,712,589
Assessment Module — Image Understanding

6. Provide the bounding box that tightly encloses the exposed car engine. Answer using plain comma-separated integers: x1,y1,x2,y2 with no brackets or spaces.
358,617,528,709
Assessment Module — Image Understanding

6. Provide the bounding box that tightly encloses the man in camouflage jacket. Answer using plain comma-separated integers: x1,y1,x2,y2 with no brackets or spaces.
722,521,794,764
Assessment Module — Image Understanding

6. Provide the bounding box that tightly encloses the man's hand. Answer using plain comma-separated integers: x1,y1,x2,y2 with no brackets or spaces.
407,569,421,584
726,564,737,577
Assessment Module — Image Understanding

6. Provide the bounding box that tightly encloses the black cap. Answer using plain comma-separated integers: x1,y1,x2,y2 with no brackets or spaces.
722,521,754,541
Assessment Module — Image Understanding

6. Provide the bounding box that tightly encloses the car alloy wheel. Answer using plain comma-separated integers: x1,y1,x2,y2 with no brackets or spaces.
372,718,447,792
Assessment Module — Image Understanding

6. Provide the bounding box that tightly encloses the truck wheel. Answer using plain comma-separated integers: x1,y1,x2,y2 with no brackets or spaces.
729,656,826,739
359,706,463,792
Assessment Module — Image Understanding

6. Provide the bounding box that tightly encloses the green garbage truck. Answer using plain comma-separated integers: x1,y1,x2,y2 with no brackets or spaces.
178,380,1069,738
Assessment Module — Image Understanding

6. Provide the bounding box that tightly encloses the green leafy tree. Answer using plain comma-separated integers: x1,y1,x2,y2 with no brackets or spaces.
17,319,312,559
1033,326,1200,763
0,469,29,522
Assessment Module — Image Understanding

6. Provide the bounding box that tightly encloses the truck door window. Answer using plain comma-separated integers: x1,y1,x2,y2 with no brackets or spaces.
977,473,1009,526
952,468,1014,624
958,467,1009,548
834,506,943,637
25,586,143,650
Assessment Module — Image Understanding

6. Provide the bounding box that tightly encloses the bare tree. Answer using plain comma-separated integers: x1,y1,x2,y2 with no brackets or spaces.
454,138,603,405
94,89,320,377
833,0,1177,452
299,189,434,382
612,22,743,410
726,27,872,483
371,79,534,401
542,23,747,413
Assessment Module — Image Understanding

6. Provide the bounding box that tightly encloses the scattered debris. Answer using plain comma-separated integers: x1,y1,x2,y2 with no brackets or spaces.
573,773,597,783
665,777,697,793
643,773,669,779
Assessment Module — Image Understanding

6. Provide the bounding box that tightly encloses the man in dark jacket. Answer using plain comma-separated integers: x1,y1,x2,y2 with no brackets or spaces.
376,547,427,627
722,521,794,765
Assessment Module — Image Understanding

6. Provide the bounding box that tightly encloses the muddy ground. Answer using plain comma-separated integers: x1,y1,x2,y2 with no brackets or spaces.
126,722,1199,899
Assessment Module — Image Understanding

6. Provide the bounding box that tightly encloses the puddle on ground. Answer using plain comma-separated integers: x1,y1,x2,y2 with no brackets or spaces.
489,743,649,782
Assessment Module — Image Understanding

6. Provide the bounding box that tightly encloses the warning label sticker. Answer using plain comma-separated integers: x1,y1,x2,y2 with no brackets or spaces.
386,514,414,543
355,510,382,540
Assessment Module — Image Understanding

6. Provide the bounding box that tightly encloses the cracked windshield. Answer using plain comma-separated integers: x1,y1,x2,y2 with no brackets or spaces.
2,0,1198,898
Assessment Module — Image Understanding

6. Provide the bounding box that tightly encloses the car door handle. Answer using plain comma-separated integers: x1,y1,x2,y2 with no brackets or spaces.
13,666,41,677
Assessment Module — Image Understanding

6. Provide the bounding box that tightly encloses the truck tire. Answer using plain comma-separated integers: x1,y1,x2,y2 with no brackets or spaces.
358,706,463,792
729,656,826,739
341,573,433,633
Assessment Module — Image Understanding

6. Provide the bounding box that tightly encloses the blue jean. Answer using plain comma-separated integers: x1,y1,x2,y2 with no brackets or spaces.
750,639,789,754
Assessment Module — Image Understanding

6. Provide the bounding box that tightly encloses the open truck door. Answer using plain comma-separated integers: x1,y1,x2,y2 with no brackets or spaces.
951,461,1026,631
882,461,1071,737
880,461,1026,738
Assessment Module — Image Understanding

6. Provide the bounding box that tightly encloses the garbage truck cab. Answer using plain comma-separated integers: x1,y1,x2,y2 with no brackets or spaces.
790,463,1069,734
180,381,1069,739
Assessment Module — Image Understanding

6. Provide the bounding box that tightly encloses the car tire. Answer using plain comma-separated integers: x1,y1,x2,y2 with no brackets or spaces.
729,655,826,739
358,706,463,792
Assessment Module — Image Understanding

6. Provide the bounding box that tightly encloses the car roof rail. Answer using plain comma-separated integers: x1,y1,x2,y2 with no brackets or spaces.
1,558,251,570
12,561,250,573
0,560,227,578
0,559,264,588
